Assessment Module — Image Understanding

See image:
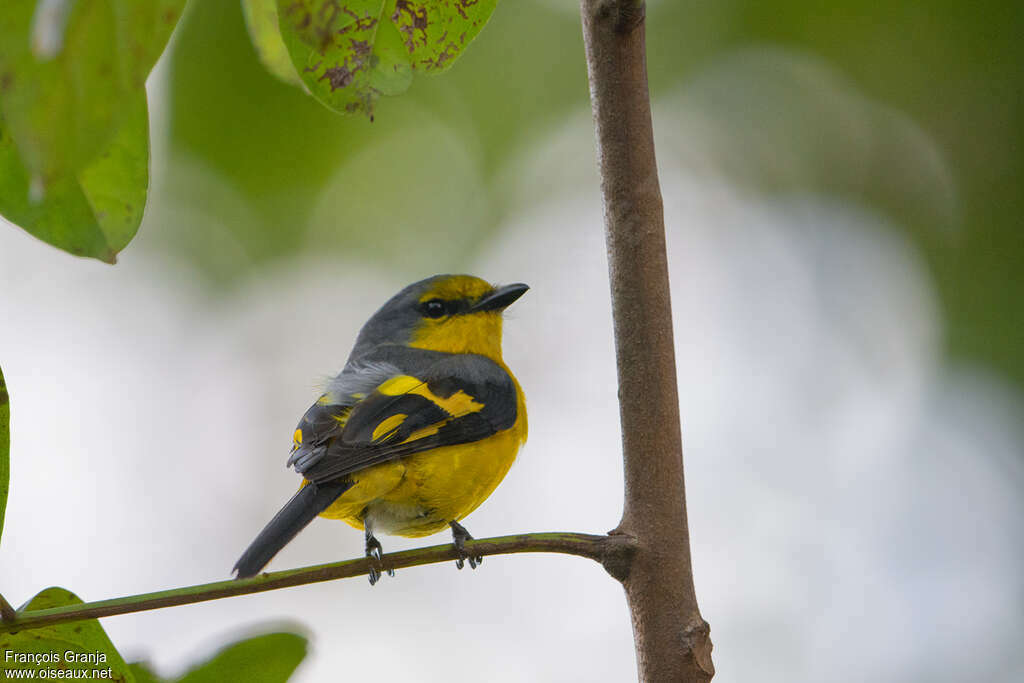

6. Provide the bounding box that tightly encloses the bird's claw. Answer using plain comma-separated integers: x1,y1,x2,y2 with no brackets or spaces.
365,531,386,585
367,541,382,562
449,521,483,571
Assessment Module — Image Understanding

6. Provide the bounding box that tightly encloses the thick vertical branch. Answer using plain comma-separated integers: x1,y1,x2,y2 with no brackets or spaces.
579,1,714,681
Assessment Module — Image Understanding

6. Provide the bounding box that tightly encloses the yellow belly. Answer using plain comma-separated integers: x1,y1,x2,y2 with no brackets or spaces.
318,406,526,537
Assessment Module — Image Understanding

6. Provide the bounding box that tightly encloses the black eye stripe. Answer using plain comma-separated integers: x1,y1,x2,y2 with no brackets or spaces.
420,298,472,318
422,299,448,318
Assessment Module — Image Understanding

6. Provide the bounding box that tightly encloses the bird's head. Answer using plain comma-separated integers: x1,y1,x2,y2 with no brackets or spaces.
352,275,529,360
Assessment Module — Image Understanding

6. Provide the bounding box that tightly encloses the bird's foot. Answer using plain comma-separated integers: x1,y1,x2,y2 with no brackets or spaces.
365,530,388,585
449,521,483,570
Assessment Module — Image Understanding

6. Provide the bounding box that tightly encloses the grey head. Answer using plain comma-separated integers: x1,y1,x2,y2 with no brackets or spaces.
346,274,529,361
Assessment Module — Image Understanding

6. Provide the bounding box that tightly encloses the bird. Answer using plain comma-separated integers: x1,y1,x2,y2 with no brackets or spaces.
233,274,529,583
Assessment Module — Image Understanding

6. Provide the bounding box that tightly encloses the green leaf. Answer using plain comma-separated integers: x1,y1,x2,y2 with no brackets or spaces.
1,587,134,682
175,632,307,683
0,365,8,546
128,662,164,683
391,0,498,73
127,632,307,683
276,0,496,117
0,0,184,262
242,0,304,87
0,96,148,263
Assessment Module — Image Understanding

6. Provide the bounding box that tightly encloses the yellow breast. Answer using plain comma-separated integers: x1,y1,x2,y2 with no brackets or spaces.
319,369,527,537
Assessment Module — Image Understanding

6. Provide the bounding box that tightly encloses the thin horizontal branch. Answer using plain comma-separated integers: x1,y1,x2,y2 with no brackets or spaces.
0,531,633,634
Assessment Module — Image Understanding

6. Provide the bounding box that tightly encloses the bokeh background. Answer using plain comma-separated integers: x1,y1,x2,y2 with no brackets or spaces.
2,0,1023,681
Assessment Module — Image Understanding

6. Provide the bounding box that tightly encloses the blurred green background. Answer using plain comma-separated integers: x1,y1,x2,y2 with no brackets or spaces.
157,0,1023,387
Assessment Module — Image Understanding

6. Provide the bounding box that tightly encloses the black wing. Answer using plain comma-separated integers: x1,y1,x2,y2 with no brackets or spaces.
297,354,517,485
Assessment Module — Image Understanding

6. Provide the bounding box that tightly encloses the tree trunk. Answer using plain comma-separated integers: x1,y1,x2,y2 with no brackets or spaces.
579,1,714,680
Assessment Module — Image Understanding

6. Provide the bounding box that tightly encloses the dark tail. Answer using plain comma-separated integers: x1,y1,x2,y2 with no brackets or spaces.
233,481,352,578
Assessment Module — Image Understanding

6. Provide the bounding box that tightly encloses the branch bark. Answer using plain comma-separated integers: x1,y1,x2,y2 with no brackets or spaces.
0,532,632,634
579,1,714,680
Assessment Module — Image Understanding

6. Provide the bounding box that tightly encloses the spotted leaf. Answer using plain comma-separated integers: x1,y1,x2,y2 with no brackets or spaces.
275,0,497,117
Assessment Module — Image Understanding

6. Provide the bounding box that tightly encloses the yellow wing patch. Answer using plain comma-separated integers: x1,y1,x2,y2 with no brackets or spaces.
377,375,485,417
403,420,447,442
376,375,422,396
372,413,408,441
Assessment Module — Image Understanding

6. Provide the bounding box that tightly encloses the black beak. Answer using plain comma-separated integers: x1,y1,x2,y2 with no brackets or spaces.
473,283,529,312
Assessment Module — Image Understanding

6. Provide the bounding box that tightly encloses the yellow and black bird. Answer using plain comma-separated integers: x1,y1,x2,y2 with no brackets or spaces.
234,274,528,583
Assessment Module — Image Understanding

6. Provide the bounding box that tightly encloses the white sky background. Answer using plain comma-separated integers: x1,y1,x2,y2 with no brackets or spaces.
2,50,1023,682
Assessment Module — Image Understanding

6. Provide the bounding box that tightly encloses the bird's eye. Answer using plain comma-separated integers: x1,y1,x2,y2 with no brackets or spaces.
422,299,447,318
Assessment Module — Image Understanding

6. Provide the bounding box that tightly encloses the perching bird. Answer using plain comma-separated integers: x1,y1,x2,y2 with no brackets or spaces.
234,274,528,583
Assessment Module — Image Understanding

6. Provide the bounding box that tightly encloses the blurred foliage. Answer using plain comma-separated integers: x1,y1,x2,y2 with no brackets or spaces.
0,0,184,262
162,0,1023,387
0,365,7,546
129,632,307,682
1,587,134,681
162,0,581,279
720,0,1024,393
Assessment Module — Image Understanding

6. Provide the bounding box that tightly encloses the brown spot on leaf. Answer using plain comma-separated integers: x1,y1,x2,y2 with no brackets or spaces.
392,0,429,52
420,39,456,70
456,0,482,21
321,62,355,90
393,0,428,30
350,38,370,58
432,42,456,68
337,6,377,35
